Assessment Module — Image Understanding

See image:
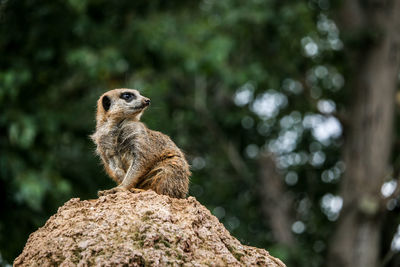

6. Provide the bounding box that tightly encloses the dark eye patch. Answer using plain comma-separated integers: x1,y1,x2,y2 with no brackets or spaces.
102,95,111,111
120,92,136,102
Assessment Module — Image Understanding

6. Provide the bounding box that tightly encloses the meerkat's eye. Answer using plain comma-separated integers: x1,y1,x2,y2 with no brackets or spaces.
120,92,136,102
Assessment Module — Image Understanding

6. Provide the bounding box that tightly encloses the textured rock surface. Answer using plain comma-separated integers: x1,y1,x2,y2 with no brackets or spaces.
14,190,285,266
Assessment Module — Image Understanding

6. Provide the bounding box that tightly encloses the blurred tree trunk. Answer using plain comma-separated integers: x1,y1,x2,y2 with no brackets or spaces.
258,153,294,246
327,1,400,267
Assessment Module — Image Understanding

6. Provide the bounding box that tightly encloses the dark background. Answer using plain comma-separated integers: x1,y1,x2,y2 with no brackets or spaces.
1,1,400,266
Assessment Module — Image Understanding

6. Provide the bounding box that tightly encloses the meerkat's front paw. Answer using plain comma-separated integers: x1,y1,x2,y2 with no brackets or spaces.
129,188,147,194
97,186,127,197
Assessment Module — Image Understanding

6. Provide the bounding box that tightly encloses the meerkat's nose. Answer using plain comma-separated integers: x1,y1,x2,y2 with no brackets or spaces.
144,98,151,105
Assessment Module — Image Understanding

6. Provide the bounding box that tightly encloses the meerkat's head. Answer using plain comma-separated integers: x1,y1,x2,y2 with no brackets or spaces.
96,88,150,123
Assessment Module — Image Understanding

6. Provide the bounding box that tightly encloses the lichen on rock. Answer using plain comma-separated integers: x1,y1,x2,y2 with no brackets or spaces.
14,190,286,266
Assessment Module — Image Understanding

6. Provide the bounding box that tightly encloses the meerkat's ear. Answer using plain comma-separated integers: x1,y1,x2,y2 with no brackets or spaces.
102,95,111,112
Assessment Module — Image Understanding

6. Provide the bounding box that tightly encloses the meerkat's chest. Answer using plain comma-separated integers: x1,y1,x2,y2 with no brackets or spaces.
100,126,141,154
96,131,129,169
96,128,119,151
95,122,144,159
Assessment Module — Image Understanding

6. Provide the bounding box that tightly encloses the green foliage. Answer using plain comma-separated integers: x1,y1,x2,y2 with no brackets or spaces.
1,0,399,266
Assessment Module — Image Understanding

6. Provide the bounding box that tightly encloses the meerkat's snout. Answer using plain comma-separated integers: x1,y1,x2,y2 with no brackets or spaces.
136,96,150,110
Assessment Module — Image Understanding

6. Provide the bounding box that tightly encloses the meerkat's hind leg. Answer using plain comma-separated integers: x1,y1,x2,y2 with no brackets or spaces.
150,164,189,199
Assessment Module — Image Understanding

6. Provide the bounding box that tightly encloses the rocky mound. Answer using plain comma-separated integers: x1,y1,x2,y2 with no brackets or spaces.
14,190,285,266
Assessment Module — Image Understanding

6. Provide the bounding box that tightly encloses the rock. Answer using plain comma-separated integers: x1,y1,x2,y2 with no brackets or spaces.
14,190,286,266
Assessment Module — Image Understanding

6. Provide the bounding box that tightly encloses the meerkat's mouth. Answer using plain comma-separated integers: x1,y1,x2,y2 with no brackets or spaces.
132,103,149,110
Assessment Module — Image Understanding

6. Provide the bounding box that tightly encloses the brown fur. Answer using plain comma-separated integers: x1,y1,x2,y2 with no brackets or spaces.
91,89,190,198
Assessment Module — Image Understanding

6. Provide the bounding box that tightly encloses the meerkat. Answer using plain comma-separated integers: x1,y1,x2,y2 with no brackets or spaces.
91,88,191,198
